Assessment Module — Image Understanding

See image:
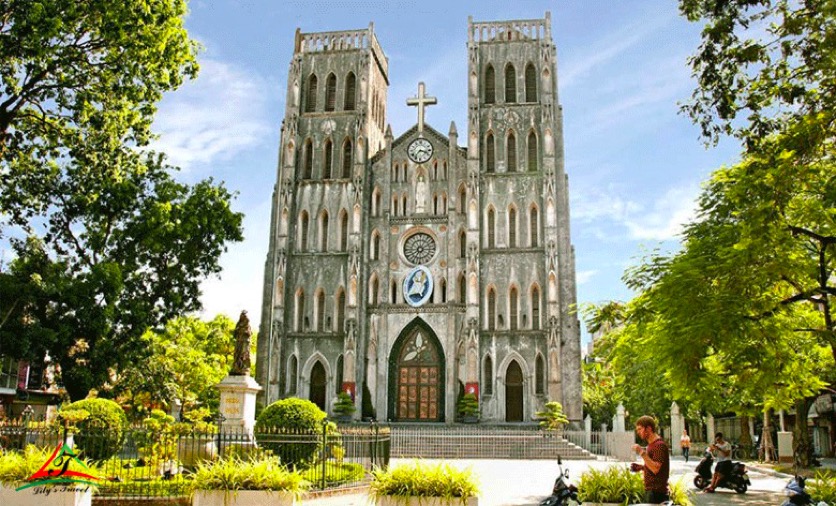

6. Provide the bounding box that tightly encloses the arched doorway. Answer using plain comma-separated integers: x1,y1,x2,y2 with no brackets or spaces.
310,362,327,411
505,360,524,422
389,320,444,421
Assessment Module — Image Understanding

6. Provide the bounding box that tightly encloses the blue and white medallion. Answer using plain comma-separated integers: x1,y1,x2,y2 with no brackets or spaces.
403,265,433,308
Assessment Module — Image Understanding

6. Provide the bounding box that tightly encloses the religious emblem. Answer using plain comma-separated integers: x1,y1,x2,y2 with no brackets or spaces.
403,265,433,308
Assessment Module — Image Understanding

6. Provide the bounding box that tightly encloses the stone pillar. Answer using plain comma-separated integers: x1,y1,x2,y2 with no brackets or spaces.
707,414,715,441
218,375,262,435
615,403,626,432
777,431,793,463
779,409,786,432
670,402,684,456
584,415,592,449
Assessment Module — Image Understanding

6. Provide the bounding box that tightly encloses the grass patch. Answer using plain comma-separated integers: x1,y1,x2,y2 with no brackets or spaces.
370,461,479,500
808,470,836,505
576,465,644,505
190,457,310,494
302,461,365,486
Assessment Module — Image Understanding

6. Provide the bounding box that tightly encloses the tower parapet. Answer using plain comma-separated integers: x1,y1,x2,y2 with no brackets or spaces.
468,12,551,42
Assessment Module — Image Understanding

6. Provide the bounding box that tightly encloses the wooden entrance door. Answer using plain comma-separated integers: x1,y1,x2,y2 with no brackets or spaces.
505,360,524,422
396,329,441,421
310,362,327,411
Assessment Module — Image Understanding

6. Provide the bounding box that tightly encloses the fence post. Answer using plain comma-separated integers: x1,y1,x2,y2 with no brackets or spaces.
320,419,328,490
215,413,226,459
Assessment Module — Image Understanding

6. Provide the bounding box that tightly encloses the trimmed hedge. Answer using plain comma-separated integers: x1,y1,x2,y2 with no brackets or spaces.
255,398,334,468
61,398,128,460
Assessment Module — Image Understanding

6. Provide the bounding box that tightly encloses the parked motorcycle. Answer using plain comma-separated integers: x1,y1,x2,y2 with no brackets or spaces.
539,455,579,506
693,448,751,494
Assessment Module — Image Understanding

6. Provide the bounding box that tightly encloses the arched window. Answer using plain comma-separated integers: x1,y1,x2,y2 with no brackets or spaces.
486,133,495,173
433,194,439,215
507,132,517,172
392,194,399,217
505,64,516,103
303,139,313,179
508,207,517,248
509,287,519,330
458,185,467,213
532,285,540,330
299,211,309,251
485,65,496,104
372,232,380,260
316,290,326,332
487,288,496,330
336,289,345,332
335,355,344,395
527,132,537,172
323,139,333,179
344,72,356,110
459,230,466,258
483,355,493,395
402,195,407,215
320,211,329,251
373,189,382,217
370,275,379,304
339,211,348,252
530,207,539,247
305,74,317,112
325,73,337,112
458,274,466,303
289,355,298,394
525,63,537,102
390,280,398,304
439,278,447,303
296,291,305,332
487,208,496,248
342,139,352,178
535,354,545,394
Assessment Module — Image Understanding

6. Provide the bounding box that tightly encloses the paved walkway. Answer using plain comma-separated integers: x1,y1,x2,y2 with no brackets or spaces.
305,456,793,505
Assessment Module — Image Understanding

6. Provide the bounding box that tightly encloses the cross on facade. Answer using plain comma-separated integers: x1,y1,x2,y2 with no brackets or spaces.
406,82,437,134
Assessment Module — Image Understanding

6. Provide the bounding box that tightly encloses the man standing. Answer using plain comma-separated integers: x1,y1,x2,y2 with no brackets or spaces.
680,429,691,463
631,415,670,504
705,432,732,493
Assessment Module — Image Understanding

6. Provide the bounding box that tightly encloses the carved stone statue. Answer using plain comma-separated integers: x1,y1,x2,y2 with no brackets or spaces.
231,310,252,375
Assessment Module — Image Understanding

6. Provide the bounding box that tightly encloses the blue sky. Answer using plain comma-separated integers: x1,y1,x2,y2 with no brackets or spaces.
152,0,742,342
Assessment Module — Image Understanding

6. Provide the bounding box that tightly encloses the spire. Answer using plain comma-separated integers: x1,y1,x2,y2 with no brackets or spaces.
385,124,393,139
448,121,458,137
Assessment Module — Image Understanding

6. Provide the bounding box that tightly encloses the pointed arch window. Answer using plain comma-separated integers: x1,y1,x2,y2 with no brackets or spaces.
336,355,344,395
530,207,539,247
339,211,348,251
373,189,382,217
344,72,356,110
372,232,381,260
487,208,496,248
459,230,466,258
458,274,466,303
316,290,326,332
289,355,298,394
320,211,329,251
527,132,537,172
485,65,496,104
509,286,519,330
509,207,517,248
299,212,309,251
507,132,517,172
296,291,305,332
535,354,545,394
483,355,493,395
303,139,313,179
486,133,495,173
532,285,540,330
439,278,447,303
505,64,516,103
390,280,398,304
336,290,345,332
342,139,352,178
370,275,379,305
487,288,496,330
325,73,337,112
323,139,333,179
525,63,537,102
459,185,467,213
305,74,318,112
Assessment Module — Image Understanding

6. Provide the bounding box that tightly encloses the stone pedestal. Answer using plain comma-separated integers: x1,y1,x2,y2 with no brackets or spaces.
670,402,684,456
217,375,262,434
777,431,793,463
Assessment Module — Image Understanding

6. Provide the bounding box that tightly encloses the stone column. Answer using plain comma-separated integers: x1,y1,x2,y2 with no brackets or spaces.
670,401,685,456
615,403,626,432
707,414,715,441
584,414,592,449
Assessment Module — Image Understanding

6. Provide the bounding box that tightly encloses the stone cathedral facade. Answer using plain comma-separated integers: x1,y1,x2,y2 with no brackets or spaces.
257,13,583,424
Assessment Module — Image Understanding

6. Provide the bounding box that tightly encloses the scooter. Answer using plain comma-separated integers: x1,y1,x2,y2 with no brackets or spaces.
539,455,579,506
693,448,751,494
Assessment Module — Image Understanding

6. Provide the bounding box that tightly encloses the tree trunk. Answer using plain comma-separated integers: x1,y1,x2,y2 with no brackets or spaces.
761,408,776,463
793,397,813,468
739,414,753,448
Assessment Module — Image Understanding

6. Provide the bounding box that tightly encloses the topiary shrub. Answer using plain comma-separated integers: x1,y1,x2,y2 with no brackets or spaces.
255,398,336,469
60,398,128,461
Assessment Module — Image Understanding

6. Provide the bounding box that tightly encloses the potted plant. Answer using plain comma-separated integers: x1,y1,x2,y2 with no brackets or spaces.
190,456,310,506
369,460,479,506
0,445,98,506
332,392,356,423
576,465,643,505
457,394,479,424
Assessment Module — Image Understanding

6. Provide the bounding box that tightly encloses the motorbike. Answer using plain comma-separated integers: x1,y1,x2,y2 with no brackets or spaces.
539,455,579,506
693,448,751,494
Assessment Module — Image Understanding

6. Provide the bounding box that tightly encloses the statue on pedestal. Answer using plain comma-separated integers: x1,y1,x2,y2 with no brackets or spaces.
231,310,252,376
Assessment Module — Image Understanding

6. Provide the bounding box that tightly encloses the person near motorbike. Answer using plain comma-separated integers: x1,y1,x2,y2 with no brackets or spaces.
704,432,732,493
631,415,670,504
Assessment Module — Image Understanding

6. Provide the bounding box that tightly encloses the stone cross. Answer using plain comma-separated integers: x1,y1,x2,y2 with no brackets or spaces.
406,82,437,134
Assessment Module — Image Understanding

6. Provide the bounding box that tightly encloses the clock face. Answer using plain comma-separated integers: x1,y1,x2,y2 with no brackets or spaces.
407,138,433,164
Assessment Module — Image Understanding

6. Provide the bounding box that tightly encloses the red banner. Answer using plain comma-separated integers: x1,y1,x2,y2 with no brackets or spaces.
341,382,356,400
465,382,479,399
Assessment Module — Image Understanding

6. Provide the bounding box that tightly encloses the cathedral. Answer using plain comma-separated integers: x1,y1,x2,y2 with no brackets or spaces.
256,13,583,424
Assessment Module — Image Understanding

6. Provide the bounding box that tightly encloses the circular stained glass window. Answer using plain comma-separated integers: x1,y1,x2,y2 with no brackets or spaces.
403,233,436,265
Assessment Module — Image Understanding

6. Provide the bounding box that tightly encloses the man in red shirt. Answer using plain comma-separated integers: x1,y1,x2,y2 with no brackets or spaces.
631,415,670,504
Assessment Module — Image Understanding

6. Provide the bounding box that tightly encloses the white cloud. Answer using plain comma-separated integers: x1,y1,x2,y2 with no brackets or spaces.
576,270,597,285
151,58,273,171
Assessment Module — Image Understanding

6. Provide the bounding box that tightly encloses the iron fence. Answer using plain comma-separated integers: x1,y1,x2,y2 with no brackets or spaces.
0,417,390,500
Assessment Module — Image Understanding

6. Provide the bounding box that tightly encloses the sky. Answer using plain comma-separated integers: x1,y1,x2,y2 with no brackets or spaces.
151,0,742,342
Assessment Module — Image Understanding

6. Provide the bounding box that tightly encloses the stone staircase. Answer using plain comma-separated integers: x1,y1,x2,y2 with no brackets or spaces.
389,425,596,460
